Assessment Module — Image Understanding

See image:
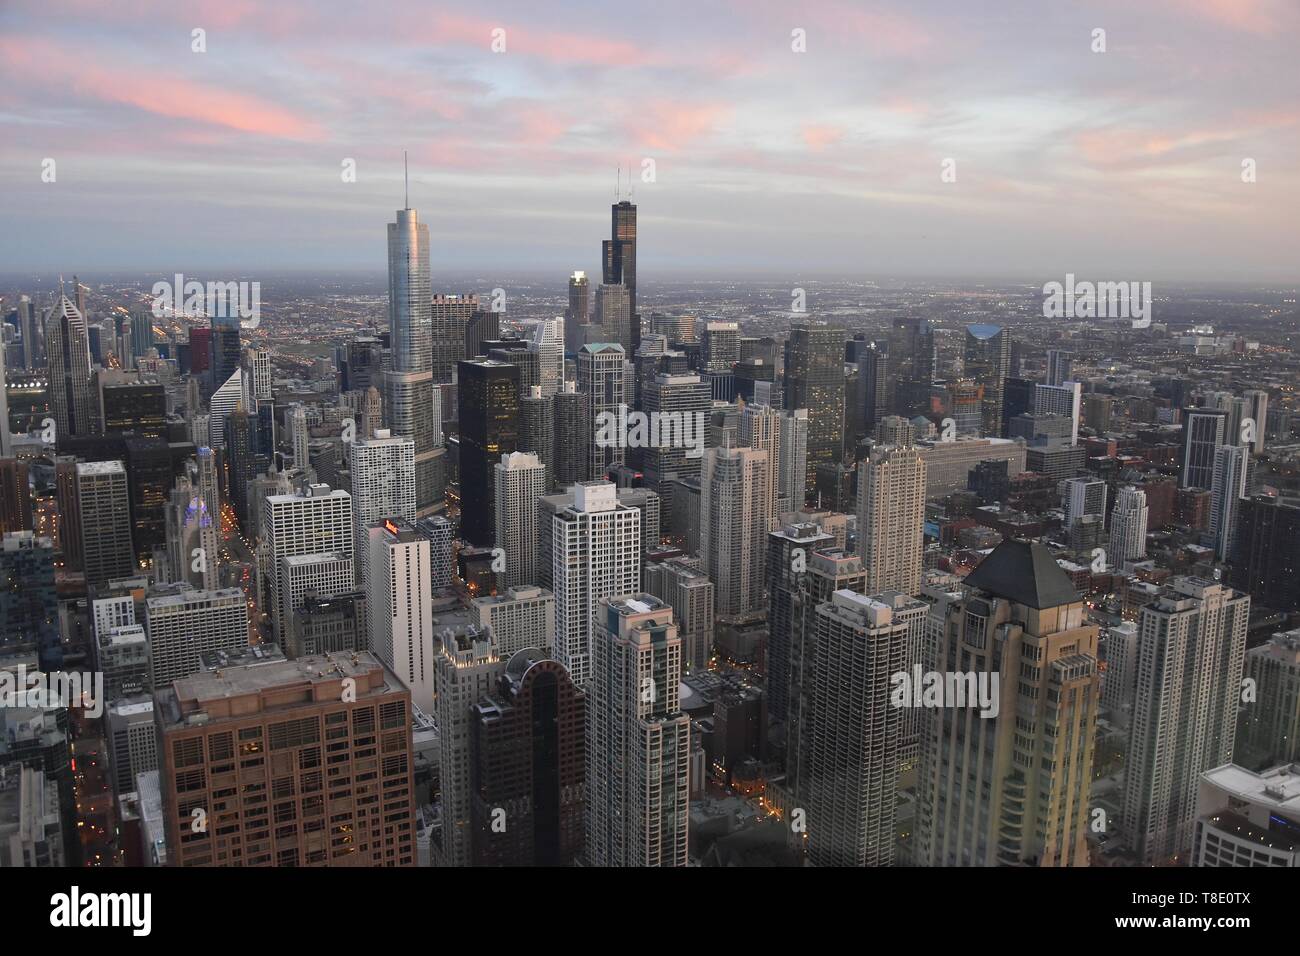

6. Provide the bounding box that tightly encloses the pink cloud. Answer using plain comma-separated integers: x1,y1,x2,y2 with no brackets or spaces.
802,124,844,151
1176,0,1286,33
632,102,729,152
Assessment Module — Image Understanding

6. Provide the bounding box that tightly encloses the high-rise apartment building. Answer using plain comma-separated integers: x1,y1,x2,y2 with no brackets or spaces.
349,429,416,584
1122,577,1249,865
1109,485,1149,566
701,446,771,617
578,343,630,482
916,540,1099,867
1180,407,1227,490
586,594,689,867
366,517,435,712
473,585,556,658
550,482,641,686
494,451,547,588
1209,443,1251,561
856,444,926,597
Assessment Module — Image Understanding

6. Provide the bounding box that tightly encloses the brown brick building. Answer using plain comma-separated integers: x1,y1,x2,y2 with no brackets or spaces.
155,651,416,867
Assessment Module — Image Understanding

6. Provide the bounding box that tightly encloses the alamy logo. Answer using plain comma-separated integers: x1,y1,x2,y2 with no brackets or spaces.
152,273,261,328
50,887,151,936
890,666,1000,718
1042,273,1151,328
594,404,706,459
0,666,103,719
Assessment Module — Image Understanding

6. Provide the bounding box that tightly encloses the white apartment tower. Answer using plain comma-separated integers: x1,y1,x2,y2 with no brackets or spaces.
263,483,353,642
1109,485,1149,566
550,481,641,686
349,429,416,585
493,452,548,588
366,517,435,712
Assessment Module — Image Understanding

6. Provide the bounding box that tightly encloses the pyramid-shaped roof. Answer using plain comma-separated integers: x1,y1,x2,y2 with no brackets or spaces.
963,539,1080,610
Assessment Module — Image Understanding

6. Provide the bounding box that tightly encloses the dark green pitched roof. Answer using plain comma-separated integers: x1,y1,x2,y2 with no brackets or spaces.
964,539,1081,610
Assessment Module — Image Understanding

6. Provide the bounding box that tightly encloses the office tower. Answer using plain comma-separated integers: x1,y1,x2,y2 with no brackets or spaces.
264,483,353,642
349,429,416,584
343,335,383,392
488,342,539,396
44,293,97,441
567,270,590,326
1046,349,1073,387
434,625,504,867
155,650,415,867
739,402,782,519
414,514,455,588
0,532,59,662
464,307,500,362
1209,443,1251,561
1180,407,1227,489
526,317,564,397
207,369,244,448
209,318,242,394
288,403,309,469
578,343,629,481
457,358,520,547
75,461,135,589
1193,763,1300,867
473,585,556,657
603,199,638,335
701,446,771,617
552,384,588,488
916,540,1099,867
593,285,633,354
1033,382,1082,445
701,320,740,372
96,371,165,438
1236,630,1300,769
644,557,715,672
587,594,689,867
143,585,247,687
637,372,710,519
776,408,809,512
517,386,555,491
17,296,42,369
241,346,272,407
0,459,31,533
856,444,926,596
0,766,64,867
1121,577,1249,864
470,649,585,865
1110,485,1149,565
766,522,834,722
804,590,912,866
365,518,435,712
107,698,158,796
784,323,845,493
963,324,1011,436
1063,476,1107,529
430,294,477,381
0,341,9,458
856,346,889,434
493,452,547,588
97,624,148,700
550,482,641,686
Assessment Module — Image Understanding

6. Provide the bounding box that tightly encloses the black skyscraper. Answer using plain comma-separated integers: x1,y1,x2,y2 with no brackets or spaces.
457,358,519,547
602,200,638,348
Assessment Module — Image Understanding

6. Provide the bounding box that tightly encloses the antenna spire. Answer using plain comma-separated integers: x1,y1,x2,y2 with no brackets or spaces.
404,150,409,208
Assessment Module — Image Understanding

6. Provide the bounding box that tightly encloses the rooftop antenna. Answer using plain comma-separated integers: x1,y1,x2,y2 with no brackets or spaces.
404,150,409,209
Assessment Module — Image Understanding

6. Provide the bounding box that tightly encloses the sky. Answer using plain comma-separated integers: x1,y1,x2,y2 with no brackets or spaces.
1,0,1297,282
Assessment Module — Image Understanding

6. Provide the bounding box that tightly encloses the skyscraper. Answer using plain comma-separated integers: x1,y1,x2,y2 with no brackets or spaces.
1122,577,1249,864
76,461,135,589
916,540,1099,867
1045,349,1073,388
143,584,248,687
777,408,809,512
552,383,588,489
1180,407,1228,490
1110,485,1149,565
349,429,416,584
385,205,439,516
805,590,912,866
494,452,547,588
264,483,354,643
783,323,845,494
586,594,689,867
637,372,710,520
518,386,555,491
0,458,31,533
526,317,565,397
1033,381,1082,446
457,358,520,547
701,445,771,617
578,343,630,481
550,481,641,686
154,650,416,867
44,293,97,441
366,517,435,711
1209,443,1251,561
602,199,637,346
594,285,633,354
856,444,926,597
963,324,1011,437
